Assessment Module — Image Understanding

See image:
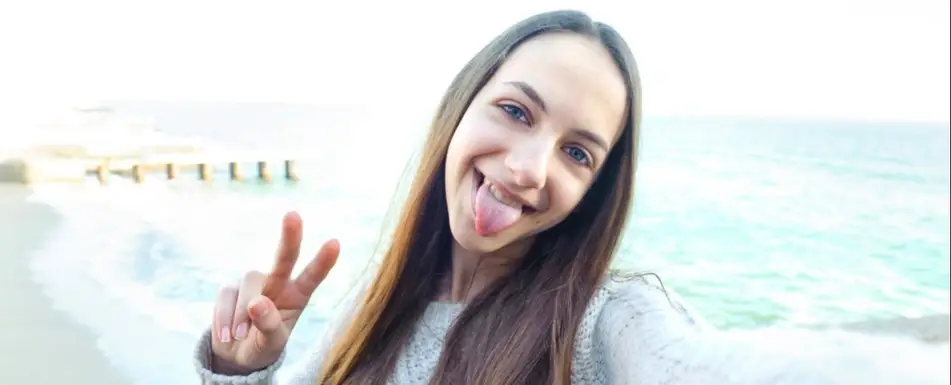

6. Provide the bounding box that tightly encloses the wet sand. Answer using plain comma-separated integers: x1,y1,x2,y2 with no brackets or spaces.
0,184,130,385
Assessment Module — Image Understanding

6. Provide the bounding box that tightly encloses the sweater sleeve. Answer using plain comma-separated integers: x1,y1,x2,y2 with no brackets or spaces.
194,328,284,385
194,281,366,385
595,277,949,385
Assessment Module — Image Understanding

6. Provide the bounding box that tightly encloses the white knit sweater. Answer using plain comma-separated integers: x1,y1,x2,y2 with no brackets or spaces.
194,276,947,385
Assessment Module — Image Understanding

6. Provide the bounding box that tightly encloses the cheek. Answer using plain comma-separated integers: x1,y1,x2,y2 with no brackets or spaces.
447,113,478,160
535,181,589,230
447,110,505,167
554,183,587,216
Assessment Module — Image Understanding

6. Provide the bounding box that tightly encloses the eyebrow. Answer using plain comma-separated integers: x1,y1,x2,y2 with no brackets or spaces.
576,129,609,152
505,80,610,152
506,81,548,112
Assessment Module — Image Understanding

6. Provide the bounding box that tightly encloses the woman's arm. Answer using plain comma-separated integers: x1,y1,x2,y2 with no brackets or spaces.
595,277,948,385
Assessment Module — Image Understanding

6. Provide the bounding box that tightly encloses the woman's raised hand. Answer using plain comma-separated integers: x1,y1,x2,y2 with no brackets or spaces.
209,211,339,374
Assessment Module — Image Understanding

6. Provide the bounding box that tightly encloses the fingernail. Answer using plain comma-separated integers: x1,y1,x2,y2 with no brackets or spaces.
249,297,269,317
219,327,231,343
235,322,249,340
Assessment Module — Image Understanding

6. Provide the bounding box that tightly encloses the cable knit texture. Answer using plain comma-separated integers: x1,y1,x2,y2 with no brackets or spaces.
194,275,948,384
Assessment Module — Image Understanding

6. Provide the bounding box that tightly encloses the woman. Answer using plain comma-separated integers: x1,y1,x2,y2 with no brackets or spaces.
194,10,944,385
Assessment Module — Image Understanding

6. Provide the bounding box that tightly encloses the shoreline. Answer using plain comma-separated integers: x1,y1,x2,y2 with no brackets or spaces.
0,184,130,385
0,182,946,384
833,314,950,344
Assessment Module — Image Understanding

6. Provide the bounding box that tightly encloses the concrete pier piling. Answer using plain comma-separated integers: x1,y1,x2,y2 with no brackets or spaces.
2,147,302,185
228,162,242,182
257,161,272,183
285,160,299,182
166,164,178,180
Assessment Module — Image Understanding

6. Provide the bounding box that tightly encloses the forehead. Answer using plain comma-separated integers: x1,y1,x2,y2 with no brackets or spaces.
489,33,627,143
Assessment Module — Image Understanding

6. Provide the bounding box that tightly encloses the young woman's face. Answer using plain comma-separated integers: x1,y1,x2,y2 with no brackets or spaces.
445,32,627,254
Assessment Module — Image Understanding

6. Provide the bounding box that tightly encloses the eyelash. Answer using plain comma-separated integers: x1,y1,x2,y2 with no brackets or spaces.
499,103,530,124
497,103,592,167
563,145,592,166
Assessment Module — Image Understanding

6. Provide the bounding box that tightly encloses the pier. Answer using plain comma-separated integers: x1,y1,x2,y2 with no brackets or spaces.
92,153,300,185
0,140,303,186
0,105,303,186
1,148,301,185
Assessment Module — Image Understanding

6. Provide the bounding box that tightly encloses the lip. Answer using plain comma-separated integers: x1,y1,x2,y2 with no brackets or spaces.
470,168,538,214
470,169,482,218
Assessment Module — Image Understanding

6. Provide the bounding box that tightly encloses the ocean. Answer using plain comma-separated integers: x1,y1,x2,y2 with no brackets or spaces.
24,102,950,384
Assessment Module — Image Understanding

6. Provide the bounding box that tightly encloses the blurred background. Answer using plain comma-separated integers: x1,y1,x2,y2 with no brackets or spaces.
0,0,948,384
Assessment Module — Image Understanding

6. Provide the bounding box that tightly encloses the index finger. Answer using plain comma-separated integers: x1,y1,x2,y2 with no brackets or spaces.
293,239,340,297
266,211,304,283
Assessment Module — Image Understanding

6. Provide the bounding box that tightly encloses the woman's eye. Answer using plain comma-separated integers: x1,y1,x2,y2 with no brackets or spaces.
500,104,529,124
563,146,591,166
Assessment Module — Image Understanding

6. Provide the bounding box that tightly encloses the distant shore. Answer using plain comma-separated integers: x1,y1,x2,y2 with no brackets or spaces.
0,184,130,385
833,314,949,344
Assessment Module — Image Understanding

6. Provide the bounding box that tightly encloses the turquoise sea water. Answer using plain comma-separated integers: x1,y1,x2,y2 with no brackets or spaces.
25,103,950,383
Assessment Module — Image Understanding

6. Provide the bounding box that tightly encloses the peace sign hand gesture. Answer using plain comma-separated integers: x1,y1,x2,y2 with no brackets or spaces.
209,212,339,375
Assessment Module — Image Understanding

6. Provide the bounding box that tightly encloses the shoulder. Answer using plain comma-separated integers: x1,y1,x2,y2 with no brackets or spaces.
588,271,710,333
575,271,698,336
570,271,710,383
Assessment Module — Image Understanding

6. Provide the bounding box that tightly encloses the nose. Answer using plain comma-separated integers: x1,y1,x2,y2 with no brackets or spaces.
504,139,553,189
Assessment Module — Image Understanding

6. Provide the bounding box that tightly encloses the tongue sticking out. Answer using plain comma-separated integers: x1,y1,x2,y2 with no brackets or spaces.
474,182,522,236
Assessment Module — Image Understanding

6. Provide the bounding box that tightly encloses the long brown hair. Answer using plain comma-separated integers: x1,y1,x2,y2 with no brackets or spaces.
318,10,642,385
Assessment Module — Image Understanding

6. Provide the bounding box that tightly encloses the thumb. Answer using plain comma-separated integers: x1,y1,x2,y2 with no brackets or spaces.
247,295,289,345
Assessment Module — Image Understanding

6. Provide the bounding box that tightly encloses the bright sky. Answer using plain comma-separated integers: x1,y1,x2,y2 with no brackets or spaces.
0,0,948,123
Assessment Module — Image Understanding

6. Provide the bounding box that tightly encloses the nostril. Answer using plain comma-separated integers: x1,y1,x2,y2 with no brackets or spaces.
505,155,547,189
513,173,543,189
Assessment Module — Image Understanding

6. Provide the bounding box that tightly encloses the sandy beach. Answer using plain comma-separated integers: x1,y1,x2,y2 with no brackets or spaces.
0,184,130,385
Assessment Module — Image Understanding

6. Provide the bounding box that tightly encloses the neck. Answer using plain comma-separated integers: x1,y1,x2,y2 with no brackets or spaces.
440,238,532,303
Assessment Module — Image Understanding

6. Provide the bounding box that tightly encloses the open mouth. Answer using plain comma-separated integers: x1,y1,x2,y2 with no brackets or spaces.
470,169,538,237
472,170,537,215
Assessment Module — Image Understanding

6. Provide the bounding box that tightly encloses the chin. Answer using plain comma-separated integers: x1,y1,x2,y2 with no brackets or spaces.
448,218,508,254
